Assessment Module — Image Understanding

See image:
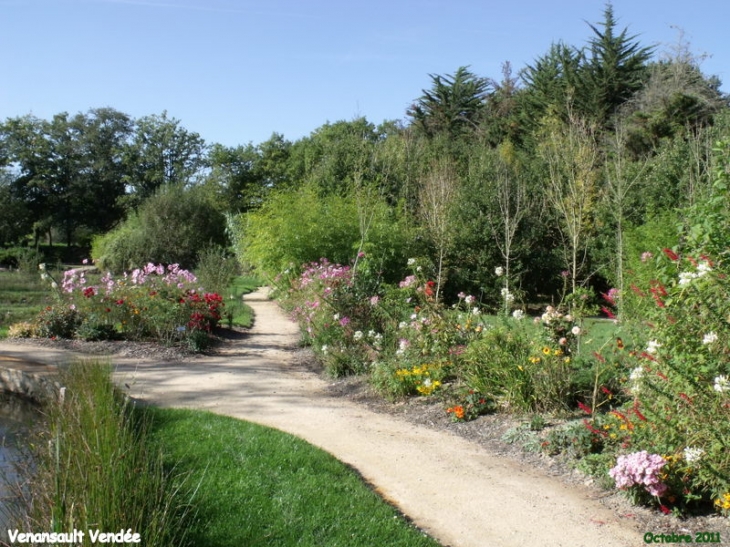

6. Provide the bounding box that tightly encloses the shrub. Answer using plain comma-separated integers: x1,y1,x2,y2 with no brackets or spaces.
241,183,414,282
93,185,227,272
194,245,240,296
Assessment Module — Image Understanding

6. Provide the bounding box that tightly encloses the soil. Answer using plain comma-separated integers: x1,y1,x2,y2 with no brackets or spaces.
2,288,729,546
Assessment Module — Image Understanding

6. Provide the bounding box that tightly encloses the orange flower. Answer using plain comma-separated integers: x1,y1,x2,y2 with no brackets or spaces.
447,405,465,420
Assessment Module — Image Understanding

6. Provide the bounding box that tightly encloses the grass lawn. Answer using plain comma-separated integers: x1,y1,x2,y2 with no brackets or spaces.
220,275,262,329
145,408,442,547
0,271,52,338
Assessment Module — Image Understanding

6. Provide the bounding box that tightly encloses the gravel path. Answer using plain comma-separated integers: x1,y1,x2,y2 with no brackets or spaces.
0,288,645,546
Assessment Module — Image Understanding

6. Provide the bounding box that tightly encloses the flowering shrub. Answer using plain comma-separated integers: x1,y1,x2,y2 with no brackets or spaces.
622,250,730,512
29,262,223,350
567,247,730,515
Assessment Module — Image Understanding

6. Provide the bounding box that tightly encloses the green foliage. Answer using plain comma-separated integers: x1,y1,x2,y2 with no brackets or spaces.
93,184,227,272
242,183,413,281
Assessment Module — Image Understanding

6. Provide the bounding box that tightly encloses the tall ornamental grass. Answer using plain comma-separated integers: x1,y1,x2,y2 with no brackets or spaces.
17,361,192,547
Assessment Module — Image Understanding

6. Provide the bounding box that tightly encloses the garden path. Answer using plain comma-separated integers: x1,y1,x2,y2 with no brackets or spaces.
0,288,644,547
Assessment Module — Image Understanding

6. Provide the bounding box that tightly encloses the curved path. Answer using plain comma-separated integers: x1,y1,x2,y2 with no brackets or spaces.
0,288,643,547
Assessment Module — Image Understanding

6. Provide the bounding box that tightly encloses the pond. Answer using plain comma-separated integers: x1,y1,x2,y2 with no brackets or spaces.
0,391,41,535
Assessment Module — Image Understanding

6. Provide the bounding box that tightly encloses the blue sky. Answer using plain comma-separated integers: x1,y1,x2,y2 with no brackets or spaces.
1,0,727,147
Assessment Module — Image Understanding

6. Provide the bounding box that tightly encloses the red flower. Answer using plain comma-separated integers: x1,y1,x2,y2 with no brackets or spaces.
601,306,616,319
577,401,592,415
630,284,646,297
424,280,436,298
659,505,671,515
632,400,647,422
679,393,693,405
83,287,96,298
662,248,680,261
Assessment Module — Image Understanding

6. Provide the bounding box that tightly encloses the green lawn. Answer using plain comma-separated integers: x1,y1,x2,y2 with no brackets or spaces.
220,275,262,329
0,271,52,338
146,408,442,547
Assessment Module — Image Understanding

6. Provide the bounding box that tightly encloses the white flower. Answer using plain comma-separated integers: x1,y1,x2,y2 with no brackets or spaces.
630,367,643,382
353,330,363,341
38,263,46,271
500,288,515,303
51,282,58,289
629,367,644,393
646,340,661,355
398,321,408,330
713,375,729,393
472,307,480,315
333,313,340,321
702,332,718,345
494,266,504,277
464,295,474,304
679,271,697,286
40,272,48,280
683,446,704,463
407,258,416,266
321,345,328,355
697,261,712,277
571,326,581,336
512,309,525,320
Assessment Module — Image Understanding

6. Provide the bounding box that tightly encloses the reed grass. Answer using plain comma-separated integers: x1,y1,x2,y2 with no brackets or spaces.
14,361,193,547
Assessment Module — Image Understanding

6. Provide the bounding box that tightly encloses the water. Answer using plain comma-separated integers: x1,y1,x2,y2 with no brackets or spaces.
0,392,41,533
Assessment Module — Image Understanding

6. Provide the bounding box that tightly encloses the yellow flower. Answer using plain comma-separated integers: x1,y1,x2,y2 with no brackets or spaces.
553,349,563,356
529,356,541,364
563,357,571,364
542,347,551,355
715,493,730,510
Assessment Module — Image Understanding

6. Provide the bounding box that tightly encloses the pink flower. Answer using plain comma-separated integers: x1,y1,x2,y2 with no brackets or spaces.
339,316,350,327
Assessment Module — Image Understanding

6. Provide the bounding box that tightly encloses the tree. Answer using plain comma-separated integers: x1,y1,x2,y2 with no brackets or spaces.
583,3,653,126
123,112,206,206
602,122,648,314
408,66,490,140
539,114,600,293
419,159,459,300
475,141,539,308
520,4,652,132
204,142,261,213
0,109,133,246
